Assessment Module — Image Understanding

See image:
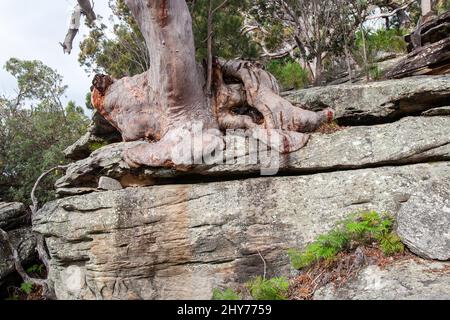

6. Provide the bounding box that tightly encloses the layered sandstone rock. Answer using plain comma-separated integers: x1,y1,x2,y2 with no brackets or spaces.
34,163,450,299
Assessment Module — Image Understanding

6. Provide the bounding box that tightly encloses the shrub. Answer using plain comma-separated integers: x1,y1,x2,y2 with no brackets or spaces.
266,58,309,90
288,211,404,270
212,288,241,300
246,276,289,300
356,28,408,55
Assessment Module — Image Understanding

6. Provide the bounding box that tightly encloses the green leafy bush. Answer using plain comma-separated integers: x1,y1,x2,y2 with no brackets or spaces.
436,0,450,14
266,58,309,90
20,282,33,295
88,141,108,152
356,28,408,55
246,276,289,300
212,288,241,300
288,211,404,270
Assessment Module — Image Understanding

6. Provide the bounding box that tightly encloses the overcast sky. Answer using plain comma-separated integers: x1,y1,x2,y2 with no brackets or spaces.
0,0,112,111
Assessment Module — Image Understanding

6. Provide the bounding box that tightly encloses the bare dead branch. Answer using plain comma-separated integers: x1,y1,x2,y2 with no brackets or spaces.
366,0,415,20
61,1,97,54
30,165,69,278
30,165,69,215
0,228,38,285
77,0,97,23
257,250,267,280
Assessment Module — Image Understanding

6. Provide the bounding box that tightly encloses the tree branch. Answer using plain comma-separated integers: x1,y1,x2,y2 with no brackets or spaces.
366,0,416,20
30,165,69,215
61,1,97,54
30,165,70,276
0,228,49,294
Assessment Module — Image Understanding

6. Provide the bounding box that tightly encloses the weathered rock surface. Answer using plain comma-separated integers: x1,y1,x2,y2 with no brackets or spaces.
54,116,450,194
397,183,450,261
98,177,123,191
314,259,450,300
283,76,450,125
422,106,450,116
0,202,29,231
0,227,36,285
64,112,122,161
0,202,35,285
34,162,450,300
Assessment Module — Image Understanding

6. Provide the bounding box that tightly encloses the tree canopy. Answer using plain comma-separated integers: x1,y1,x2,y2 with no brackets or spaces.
0,58,89,204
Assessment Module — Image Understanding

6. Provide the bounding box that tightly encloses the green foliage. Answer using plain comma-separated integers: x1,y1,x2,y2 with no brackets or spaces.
378,232,404,256
4,58,67,107
356,28,408,55
20,282,33,295
266,58,309,90
368,65,383,81
79,0,148,78
79,0,259,78
212,288,241,300
288,211,404,270
26,264,45,276
436,0,450,14
190,0,260,61
354,28,409,81
0,58,89,204
246,276,289,300
88,141,108,152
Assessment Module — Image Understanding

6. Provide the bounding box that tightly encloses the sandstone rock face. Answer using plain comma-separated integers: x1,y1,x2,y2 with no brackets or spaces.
314,259,450,300
32,78,450,300
55,116,450,195
98,177,123,191
0,202,35,285
422,106,450,116
0,227,36,286
64,112,122,161
397,183,450,260
0,202,29,231
283,76,450,124
34,162,450,300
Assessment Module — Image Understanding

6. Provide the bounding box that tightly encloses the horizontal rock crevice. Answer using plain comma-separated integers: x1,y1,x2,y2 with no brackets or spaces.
54,116,450,195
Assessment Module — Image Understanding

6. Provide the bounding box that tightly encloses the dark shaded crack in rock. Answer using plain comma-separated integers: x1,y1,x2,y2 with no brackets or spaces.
62,204,113,212
337,93,450,126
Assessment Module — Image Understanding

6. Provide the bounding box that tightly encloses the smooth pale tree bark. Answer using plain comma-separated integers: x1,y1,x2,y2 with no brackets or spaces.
421,0,433,17
61,0,96,54
90,0,334,168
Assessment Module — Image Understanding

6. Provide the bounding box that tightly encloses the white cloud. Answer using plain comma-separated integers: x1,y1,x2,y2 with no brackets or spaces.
0,0,111,112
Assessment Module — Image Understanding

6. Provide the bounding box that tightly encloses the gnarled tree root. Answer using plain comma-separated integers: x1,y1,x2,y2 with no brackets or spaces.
91,59,334,168
213,58,334,153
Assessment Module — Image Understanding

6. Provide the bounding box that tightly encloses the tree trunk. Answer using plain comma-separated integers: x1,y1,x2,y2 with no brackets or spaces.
314,54,323,86
90,0,334,167
93,0,221,168
206,0,214,98
421,0,432,17
360,24,370,82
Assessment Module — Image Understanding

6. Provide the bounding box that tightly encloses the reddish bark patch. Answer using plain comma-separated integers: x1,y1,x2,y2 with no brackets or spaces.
158,0,169,27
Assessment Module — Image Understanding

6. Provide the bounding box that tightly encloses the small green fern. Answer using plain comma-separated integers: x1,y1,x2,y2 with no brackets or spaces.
378,232,404,256
246,276,289,300
288,211,404,270
20,282,33,295
212,288,241,300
